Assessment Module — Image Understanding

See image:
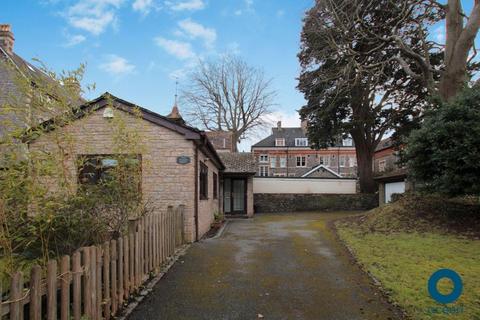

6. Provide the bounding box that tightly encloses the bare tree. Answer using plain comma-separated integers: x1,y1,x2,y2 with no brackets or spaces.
182,55,275,151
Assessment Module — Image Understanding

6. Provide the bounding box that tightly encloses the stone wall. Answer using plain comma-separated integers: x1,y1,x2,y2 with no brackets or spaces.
253,193,378,213
29,107,220,243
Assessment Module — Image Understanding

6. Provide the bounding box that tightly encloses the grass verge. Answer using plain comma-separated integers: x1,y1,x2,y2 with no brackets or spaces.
335,195,480,320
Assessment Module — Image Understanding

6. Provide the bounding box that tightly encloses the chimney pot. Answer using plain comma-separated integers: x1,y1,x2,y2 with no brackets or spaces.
277,121,282,129
0,24,14,54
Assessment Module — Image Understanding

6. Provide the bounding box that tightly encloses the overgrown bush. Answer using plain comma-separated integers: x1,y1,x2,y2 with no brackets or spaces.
0,61,150,278
405,87,480,197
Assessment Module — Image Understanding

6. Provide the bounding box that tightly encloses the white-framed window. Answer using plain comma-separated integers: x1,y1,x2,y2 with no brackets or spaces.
270,156,277,168
339,155,346,167
279,157,287,168
275,138,285,147
295,138,308,147
296,156,306,167
319,155,330,166
259,154,268,163
342,137,353,147
259,165,269,177
350,156,357,167
378,160,386,172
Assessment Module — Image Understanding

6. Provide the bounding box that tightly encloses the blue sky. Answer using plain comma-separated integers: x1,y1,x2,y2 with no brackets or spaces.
2,0,478,150
2,0,313,150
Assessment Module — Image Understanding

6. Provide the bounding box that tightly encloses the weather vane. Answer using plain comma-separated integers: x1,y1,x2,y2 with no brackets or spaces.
174,77,179,105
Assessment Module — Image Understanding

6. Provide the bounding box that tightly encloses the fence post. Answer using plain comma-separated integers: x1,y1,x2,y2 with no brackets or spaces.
111,240,118,316
123,235,129,300
82,247,91,318
167,206,173,257
95,247,102,320
129,232,135,291
10,272,21,320
118,237,124,307
30,265,41,320
60,256,71,320
90,247,97,320
72,251,81,320
179,205,185,244
103,242,111,320
47,260,57,320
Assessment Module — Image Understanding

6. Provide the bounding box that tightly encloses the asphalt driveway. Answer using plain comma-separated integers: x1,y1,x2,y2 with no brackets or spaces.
127,212,401,320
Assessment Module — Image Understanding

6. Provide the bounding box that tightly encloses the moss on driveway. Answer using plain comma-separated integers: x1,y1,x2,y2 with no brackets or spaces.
128,212,401,320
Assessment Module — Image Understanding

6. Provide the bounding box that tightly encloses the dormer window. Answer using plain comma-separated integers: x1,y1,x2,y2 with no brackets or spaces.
342,137,353,147
295,138,308,147
275,138,285,147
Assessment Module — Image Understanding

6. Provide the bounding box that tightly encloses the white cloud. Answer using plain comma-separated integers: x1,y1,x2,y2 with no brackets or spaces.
178,19,216,48
132,0,156,14
226,42,241,54
234,0,254,16
66,0,124,35
154,37,195,60
64,34,86,47
266,110,301,128
165,0,205,11
238,110,301,152
99,54,136,75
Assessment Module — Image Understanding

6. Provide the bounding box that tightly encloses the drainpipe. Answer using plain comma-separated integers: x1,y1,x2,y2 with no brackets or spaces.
194,146,199,241
286,147,289,176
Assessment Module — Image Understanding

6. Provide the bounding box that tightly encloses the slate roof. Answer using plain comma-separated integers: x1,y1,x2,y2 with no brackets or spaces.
375,137,394,152
25,92,226,171
0,46,85,139
252,127,349,148
218,152,256,174
252,127,306,148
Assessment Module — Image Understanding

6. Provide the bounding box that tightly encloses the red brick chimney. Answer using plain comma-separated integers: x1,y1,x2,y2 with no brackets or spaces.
0,24,14,54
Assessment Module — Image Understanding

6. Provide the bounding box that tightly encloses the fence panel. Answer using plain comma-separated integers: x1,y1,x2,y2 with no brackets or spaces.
0,206,185,320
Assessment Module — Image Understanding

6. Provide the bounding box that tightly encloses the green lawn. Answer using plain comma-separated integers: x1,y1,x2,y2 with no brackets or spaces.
336,223,480,320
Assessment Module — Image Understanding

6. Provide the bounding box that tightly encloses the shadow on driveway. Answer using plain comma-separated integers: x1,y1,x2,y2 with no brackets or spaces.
127,212,401,320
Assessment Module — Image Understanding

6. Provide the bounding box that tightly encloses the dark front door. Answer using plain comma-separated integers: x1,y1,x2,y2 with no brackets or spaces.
224,178,246,215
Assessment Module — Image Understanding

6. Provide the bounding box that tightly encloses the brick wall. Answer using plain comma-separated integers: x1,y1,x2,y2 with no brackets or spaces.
29,107,220,242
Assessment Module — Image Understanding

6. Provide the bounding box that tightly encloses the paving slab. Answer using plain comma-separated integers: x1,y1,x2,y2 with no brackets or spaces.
127,212,401,320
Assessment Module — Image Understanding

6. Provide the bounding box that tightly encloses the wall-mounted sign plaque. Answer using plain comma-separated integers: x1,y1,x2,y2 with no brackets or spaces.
177,156,191,165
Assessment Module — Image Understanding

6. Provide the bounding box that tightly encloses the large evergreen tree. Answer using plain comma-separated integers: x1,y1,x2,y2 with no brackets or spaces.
298,0,441,193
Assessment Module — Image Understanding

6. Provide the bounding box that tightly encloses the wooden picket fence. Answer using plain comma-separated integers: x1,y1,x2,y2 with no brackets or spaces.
0,205,185,320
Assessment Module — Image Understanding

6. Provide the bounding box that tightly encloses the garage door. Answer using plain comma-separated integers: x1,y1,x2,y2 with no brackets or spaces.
385,181,405,203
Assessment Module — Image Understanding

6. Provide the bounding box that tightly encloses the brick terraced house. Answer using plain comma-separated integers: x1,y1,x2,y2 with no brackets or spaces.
251,121,357,178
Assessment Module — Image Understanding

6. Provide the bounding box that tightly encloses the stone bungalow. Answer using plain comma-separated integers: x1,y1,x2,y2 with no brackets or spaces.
28,93,226,242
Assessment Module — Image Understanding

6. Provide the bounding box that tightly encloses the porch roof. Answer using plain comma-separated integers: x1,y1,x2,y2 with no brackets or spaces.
219,152,256,175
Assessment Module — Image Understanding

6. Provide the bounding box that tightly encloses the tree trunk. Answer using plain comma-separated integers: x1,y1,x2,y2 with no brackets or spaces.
439,0,480,101
439,66,467,101
355,145,376,194
231,131,239,152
